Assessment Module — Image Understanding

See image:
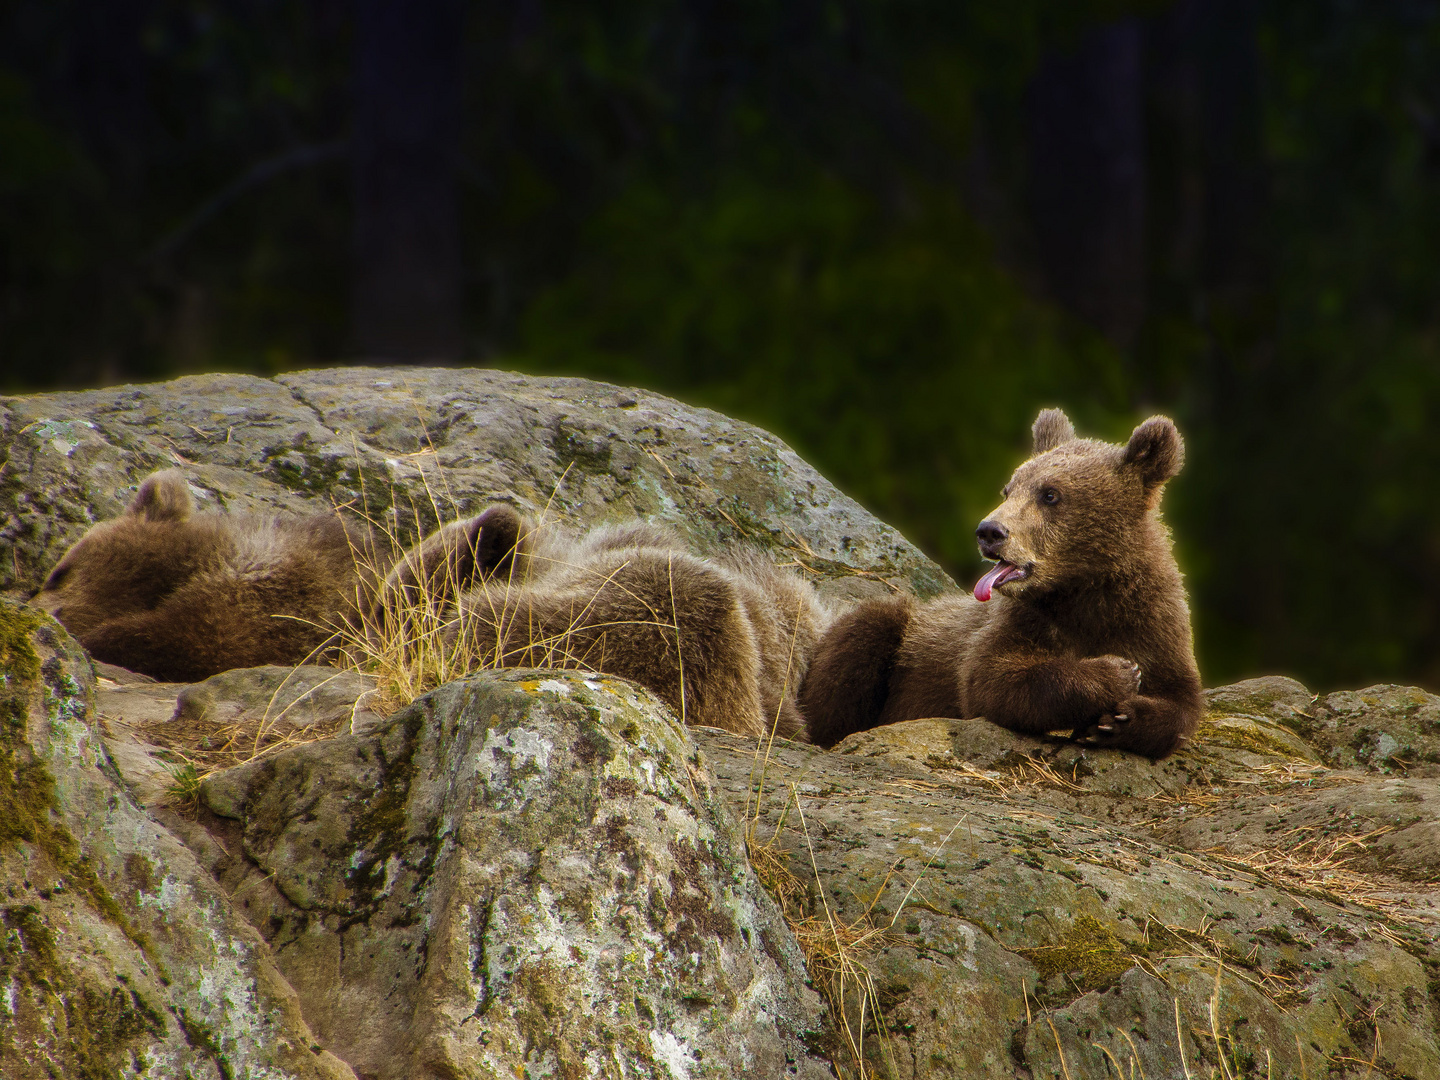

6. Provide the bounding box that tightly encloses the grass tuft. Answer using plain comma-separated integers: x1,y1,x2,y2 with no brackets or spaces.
162,759,202,814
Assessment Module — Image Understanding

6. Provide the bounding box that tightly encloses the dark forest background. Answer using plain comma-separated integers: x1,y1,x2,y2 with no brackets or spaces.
2,0,1438,692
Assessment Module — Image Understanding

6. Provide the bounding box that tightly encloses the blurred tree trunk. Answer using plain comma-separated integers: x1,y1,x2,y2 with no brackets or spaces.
1027,20,1147,351
351,0,465,361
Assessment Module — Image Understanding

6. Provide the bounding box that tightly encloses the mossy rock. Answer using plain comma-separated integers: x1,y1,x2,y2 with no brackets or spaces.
0,597,354,1080
1310,684,1440,773
190,670,831,1079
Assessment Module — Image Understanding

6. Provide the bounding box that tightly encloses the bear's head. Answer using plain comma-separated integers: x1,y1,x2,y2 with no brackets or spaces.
973,408,1184,601
32,470,230,636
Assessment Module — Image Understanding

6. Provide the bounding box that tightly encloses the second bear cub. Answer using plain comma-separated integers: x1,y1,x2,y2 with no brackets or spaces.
378,505,829,740
799,409,1202,759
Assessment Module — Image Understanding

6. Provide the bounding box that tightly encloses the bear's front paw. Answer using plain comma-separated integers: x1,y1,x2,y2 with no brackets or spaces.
1085,654,1142,703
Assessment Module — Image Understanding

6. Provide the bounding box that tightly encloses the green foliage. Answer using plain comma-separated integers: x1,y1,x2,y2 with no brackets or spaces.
520,166,1130,572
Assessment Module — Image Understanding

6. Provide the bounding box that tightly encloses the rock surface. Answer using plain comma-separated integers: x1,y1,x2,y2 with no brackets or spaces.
4,370,1440,1079
73,653,1440,1080
697,677,1440,1079
696,688,1440,1077
190,668,830,1080
3,601,831,1079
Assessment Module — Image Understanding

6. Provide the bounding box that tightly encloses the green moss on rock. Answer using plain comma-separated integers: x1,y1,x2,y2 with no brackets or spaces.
0,604,176,1078
0,903,166,1080
1011,917,1135,993
0,601,152,961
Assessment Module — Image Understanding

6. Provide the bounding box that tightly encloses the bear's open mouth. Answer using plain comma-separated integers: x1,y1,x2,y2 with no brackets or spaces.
973,560,1028,602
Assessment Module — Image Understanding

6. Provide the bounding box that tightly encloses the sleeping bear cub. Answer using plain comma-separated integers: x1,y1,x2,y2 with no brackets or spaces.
34,471,826,740
799,408,1202,760
33,470,385,684
379,505,828,740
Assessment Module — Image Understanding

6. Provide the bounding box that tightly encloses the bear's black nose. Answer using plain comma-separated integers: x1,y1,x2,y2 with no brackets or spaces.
976,519,1008,546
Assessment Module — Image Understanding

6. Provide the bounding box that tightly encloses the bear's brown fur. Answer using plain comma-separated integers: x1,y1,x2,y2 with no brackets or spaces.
800,409,1202,760
380,505,830,739
33,470,384,683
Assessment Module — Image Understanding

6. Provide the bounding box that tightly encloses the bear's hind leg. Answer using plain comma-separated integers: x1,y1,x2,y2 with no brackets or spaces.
799,596,913,747
379,505,526,622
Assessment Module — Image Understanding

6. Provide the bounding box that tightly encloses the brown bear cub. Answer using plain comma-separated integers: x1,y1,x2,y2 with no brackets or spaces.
34,470,385,683
799,409,1202,760
379,505,829,740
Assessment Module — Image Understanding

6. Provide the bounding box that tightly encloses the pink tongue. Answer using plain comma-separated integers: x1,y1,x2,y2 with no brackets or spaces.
974,562,1016,602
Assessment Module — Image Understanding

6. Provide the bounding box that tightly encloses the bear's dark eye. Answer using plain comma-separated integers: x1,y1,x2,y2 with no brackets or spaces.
1002,484,1012,498
1040,487,1060,507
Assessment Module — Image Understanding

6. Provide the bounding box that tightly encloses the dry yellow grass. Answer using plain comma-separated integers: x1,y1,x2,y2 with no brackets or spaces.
745,812,892,1080
332,441,553,712
1201,824,1440,931
332,444,699,720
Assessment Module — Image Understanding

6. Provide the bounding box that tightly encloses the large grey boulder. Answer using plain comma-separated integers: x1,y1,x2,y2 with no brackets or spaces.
0,367,950,605
191,669,830,1080
1,600,831,1079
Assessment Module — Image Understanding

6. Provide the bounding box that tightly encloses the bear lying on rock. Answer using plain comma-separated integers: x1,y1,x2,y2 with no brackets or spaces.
33,470,386,683
799,408,1202,759
34,473,827,739
379,505,829,739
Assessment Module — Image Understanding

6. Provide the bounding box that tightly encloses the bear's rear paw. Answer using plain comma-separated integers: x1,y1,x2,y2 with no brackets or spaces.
1077,710,1132,747
1074,701,1188,760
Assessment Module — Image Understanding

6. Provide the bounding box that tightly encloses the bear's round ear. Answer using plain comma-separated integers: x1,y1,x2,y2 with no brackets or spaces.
1123,416,1184,489
1032,408,1077,455
128,470,195,522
